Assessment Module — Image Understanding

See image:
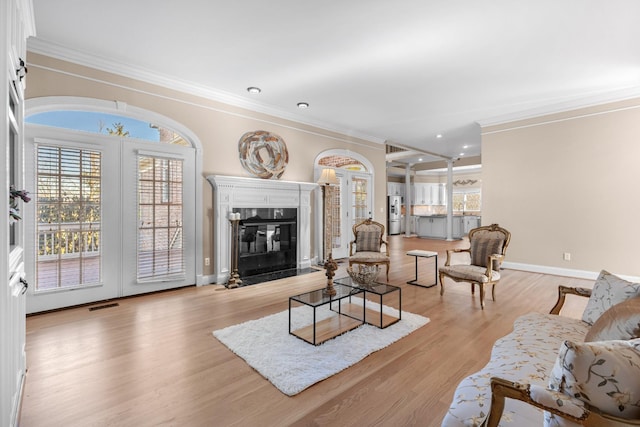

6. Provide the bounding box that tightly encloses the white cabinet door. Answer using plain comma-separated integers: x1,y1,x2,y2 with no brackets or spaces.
387,182,405,197
414,184,427,204
429,184,446,205
432,217,446,238
453,217,463,238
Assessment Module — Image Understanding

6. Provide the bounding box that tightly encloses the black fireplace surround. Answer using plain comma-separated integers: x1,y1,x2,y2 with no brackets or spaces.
234,207,297,278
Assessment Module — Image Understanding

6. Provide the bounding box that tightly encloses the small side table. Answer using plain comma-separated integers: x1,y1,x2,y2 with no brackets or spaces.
406,250,438,288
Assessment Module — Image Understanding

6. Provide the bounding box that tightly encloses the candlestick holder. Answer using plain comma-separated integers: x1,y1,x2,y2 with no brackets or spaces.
323,255,338,296
227,212,242,288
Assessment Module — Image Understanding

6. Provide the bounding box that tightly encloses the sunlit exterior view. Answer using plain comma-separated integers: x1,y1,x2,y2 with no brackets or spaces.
32,112,188,291
36,145,102,290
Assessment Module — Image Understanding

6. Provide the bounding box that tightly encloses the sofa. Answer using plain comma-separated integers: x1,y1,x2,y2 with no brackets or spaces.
442,270,640,427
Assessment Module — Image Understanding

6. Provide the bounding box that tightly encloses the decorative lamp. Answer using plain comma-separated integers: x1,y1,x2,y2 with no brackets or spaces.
317,168,339,296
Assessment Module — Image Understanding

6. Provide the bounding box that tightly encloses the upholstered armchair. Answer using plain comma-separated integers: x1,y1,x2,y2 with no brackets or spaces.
349,219,390,282
438,223,511,309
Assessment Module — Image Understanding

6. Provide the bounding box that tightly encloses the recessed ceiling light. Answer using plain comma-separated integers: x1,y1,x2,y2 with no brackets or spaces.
247,86,261,94
418,158,423,161
459,152,465,156
297,102,309,109
463,145,469,149
436,134,443,139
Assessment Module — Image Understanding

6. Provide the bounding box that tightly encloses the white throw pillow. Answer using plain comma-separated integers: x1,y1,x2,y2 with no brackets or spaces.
582,270,640,325
548,338,640,421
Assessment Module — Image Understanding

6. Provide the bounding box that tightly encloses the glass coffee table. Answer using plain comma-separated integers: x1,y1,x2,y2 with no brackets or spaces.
289,284,365,345
334,276,402,329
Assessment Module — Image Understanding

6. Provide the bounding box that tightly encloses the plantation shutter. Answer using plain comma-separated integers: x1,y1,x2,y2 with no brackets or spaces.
137,154,185,281
35,145,102,290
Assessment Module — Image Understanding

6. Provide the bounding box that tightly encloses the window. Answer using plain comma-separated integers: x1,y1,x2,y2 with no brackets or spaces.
27,111,190,145
36,145,102,290
137,155,184,281
453,190,481,213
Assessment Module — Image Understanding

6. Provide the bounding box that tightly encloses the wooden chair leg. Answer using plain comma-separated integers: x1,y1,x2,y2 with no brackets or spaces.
386,264,389,282
439,272,445,296
479,283,485,309
471,283,475,295
492,284,496,301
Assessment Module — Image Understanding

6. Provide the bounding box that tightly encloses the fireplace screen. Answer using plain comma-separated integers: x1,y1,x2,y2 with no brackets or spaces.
236,208,297,277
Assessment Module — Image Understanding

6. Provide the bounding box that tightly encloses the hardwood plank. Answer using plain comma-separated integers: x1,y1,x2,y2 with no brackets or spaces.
20,235,594,426
291,312,363,345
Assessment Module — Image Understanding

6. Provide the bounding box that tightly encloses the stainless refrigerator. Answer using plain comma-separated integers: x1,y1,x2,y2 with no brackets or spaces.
388,195,402,235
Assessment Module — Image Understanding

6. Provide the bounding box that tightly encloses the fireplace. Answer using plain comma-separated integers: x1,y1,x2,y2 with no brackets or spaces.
236,207,297,277
206,175,317,285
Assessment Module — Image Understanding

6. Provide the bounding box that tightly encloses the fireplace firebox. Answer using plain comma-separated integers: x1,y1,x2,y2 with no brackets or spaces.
236,208,297,277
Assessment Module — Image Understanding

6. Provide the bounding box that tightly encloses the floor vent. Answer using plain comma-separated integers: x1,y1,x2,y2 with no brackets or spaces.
88,303,119,311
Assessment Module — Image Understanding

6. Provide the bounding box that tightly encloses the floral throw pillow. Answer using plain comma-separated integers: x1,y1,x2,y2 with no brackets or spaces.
548,338,640,420
581,270,640,325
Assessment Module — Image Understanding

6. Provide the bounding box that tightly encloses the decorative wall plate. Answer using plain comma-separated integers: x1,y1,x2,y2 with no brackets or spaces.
238,130,289,179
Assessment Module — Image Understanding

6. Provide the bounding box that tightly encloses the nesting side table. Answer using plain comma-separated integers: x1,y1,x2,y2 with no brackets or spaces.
406,250,438,288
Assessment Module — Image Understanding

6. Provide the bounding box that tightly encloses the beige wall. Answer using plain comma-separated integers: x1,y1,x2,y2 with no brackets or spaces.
25,53,387,278
482,98,640,278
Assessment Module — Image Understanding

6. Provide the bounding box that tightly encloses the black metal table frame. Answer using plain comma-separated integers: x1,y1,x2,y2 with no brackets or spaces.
334,278,402,329
288,285,365,346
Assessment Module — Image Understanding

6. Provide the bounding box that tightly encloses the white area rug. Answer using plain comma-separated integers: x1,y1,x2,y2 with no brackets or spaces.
213,299,430,396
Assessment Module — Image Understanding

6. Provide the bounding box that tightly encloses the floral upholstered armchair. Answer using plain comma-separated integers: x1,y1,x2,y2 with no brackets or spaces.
443,270,640,427
438,223,511,309
349,219,390,282
487,283,640,427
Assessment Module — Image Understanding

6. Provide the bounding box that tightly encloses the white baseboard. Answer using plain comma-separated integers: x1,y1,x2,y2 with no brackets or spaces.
196,274,218,286
502,262,640,283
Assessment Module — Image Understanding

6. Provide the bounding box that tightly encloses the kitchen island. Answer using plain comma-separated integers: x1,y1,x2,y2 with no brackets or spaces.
415,215,480,239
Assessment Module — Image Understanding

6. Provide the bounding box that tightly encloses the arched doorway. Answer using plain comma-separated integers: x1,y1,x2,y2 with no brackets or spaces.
314,150,374,260
23,97,203,313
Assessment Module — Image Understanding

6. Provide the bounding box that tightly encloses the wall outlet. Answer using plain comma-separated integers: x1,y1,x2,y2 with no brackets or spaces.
563,252,571,261
204,257,210,266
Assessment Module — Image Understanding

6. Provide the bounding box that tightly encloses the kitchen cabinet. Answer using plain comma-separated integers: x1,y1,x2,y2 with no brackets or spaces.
387,182,405,197
417,216,465,239
432,183,446,206
417,216,447,239
463,216,481,234
412,183,446,205
410,216,419,234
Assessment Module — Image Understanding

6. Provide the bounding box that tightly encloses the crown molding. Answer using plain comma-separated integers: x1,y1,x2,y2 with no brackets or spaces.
477,85,640,128
27,37,386,145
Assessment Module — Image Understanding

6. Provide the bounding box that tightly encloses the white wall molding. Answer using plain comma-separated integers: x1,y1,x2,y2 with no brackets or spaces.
477,86,640,129
503,262,640,283
27,38,386,145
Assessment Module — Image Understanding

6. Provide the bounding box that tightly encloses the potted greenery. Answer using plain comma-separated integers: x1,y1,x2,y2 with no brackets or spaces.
9,185,30,223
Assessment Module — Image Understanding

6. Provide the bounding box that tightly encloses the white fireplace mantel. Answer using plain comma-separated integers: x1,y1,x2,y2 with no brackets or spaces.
206,175,318,285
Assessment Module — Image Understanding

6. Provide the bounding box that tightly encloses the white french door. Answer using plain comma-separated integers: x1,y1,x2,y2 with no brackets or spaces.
324,170,372,260
120,141,195,296
24,127,196,312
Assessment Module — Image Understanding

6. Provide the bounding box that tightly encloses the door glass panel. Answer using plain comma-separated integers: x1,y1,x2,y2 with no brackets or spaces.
36,145,102,291
137,156,184,281
351,176,369,224
331,177,342,252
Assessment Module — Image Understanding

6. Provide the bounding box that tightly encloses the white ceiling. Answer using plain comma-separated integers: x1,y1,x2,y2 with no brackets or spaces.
28,0,640,166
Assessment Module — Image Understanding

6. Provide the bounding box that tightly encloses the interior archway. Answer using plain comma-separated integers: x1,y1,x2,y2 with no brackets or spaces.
314,149,374,260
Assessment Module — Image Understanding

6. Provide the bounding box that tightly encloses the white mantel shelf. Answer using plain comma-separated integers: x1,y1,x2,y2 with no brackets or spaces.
206,175,318,285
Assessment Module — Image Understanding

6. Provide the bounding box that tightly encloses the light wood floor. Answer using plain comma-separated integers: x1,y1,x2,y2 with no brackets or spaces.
21,235,594,427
